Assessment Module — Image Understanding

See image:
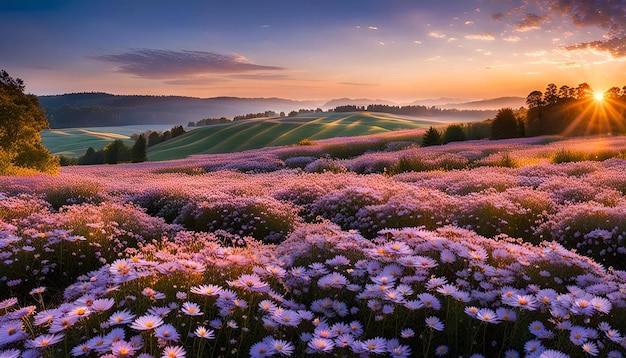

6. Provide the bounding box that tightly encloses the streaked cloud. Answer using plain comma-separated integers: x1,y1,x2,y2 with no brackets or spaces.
515,13,544,32
428,31,446,39
368,26,379,30
496,0,626,57
465,33,495,41
91,49,285,79
503,36,520,42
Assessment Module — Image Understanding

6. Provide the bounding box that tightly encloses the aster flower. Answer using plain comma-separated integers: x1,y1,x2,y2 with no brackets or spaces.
400,328,415,338
86,335,111,353
155,324,181,342
524,339,544,354
130,314,164,331
267,338,295,356
435,345,449,356
0,349,21,358
475,308,500,324
250,341,273,358
190,284,222,296
360,337,387,354
25,333,65,349
91,298,115,313
111,340,136,357
28,286,46,295
0,298,18,310
425,316,445,331
417,293,441,310
231,273,270,292
181,302,203,316
109,309,136,326
307,337,335,353
68,306,92,319
318,272,349,289
194,326,215,339
590,296,612,314
335,333,354,348
387,339,411,358
539,349,569,358
272,309,302,327
581,342,599,356
161,345,186,358
569,326,588,345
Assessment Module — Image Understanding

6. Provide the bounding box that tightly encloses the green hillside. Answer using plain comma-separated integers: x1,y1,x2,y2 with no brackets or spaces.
42,125,175,157
147,112,443,161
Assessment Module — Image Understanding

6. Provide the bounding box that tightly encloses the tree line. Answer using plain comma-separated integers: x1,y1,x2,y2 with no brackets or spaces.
60,125,186,165
525,83,626,136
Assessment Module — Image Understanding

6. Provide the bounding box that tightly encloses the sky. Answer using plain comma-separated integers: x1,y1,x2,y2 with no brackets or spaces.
1,0,625,102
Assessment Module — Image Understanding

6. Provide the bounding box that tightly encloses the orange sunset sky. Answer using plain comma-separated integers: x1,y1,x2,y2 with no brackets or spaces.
1,0,625,102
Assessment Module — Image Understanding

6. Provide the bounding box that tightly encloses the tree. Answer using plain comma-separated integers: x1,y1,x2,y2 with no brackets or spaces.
525,90,543,109
131,134,147,163
491,108,520,140
422,126,442,146
0,70,59,174
103,140,131,164
170,125,185,138
544,83,558,105
443,124,466,144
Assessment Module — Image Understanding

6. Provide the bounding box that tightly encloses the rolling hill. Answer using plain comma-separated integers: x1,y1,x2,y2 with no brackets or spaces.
147,112,444,161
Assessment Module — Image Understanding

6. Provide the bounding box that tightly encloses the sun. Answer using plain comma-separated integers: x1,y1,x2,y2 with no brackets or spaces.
594,91,605,101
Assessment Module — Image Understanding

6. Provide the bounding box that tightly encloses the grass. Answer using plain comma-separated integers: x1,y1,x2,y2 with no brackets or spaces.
41,124,178,157
147,112,442,161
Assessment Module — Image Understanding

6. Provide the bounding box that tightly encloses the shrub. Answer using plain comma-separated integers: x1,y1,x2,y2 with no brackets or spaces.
309,187,387,230
536,202,626,269
177,196,301,243
303,158,348,173
42,181,106,210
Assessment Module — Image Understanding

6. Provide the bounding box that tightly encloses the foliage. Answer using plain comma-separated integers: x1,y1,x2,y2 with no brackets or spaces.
525,82,626,136
491,108,523,140
443,124,466,143
422,126,442,146
131,134,147,163
0,70,59,175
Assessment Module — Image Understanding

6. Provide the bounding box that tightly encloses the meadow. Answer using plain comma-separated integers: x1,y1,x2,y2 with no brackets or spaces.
146,112,443,161
2,133,626,357
41,125,177,158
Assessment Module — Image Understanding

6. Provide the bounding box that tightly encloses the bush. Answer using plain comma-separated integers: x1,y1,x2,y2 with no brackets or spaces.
177,196,301,243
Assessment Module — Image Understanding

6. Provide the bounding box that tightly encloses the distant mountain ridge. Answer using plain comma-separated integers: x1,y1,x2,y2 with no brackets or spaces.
38,93,522,128
438,96,525,110
38,93,322,128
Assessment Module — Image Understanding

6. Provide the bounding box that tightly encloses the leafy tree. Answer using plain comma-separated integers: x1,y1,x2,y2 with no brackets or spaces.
443,124,466,144
0,70,59,174
131,134,147,163
491,108,520,140
147,131,162,147
525,90,543,109
170,125,186,138
103,140,131,164
421,126,442,146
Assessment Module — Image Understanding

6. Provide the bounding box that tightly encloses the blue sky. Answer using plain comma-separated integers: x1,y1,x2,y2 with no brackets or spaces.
1,0,625,101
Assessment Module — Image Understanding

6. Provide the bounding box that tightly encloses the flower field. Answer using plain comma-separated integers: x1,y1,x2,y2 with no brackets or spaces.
2,133,626,357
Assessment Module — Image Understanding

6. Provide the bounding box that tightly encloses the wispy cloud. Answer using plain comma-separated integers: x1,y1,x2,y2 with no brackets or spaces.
515,13,544,32
496,0,626,57
503,36,520,42
91,49,285,79
428,31,446,39
465,33,495,41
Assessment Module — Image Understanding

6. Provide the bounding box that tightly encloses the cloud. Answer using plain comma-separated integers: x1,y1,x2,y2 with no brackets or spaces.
503,36,521,42
428,31,446,39
495,0,626,57
515,13,544,32
465,33,495,41
91,49,285,79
